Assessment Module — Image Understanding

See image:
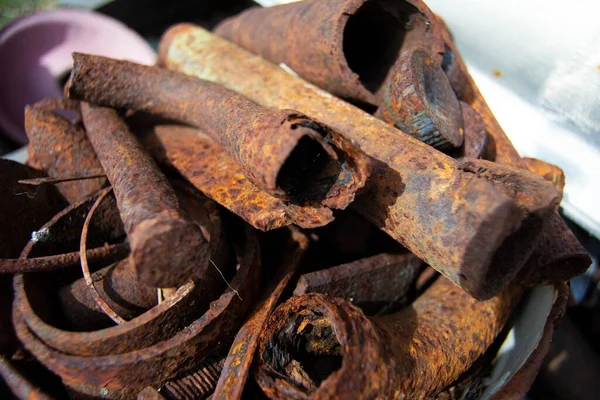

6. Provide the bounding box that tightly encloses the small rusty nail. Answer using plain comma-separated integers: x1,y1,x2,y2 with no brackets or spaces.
80,103,210,288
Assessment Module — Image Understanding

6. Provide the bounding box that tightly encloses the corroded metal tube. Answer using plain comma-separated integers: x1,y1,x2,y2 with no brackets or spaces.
158,25,561,299
67,53,371,209
256,278,521,399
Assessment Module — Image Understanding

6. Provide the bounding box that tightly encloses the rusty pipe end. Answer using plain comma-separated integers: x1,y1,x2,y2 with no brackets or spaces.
256,293,387,399
158,23,198,67
377,48,463,152
129,210,210,288
256,112,371,209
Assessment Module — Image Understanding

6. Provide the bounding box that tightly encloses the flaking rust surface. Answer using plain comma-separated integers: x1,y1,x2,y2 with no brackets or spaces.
24,98,106,204
67,54,371,208
141,125,335,231
213,229,309,400
158,24,561,300
256,278,521,399
436,18,591,285
81,104,210,288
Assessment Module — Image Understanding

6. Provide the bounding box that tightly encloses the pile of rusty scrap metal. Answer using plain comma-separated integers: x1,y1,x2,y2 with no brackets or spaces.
0,0,592,399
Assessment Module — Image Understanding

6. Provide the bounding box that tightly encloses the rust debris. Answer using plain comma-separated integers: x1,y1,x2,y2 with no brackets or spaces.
67,53,371,209
158,24,562,299
256,278,521,399
80,103,210,288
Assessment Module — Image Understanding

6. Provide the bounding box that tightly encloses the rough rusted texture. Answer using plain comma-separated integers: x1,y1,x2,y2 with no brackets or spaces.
214,229,309,400
138,386,166,400
159,25,562,300
256,278,521,399
14,228,261,398
67,54,371,209
491,283,568,400
459,101,490,159
215,0,443,107
16,181,229,357
0,242,128,274
376,47,463,151
436,16,591,288
0,159,67,259
0,355,53,400
161,359,224,400
293,252,422,315
80,103,210,288
58,259,157,330
522,157,566,192
24,98,106,204
142,124,335,231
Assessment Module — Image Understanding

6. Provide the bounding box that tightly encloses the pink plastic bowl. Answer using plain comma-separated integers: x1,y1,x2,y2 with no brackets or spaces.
0,9,156,144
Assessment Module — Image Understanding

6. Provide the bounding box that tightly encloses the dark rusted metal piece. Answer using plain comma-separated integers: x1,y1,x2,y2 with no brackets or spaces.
215,0,443,107
376,47,464,151
24,98,106,204
161,358,224,400
437,16,591,287
256,278,521,399
293,252,422,315
0,355,53,400
0,242,128,274
142,124,335,231
159,25,562,299
459,101,490,159
58,259,157,330
0,159,67,259
67,53,371,209
138,386,166,400
522,157,565,192
15,181,230,356
14,227,261,398
80,103,210,288
213,229,309,400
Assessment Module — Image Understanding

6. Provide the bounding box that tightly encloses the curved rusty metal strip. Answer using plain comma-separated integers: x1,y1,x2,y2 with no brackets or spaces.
14,229,261,398
16,183,230,356
255,278,521,399
0,355,54,400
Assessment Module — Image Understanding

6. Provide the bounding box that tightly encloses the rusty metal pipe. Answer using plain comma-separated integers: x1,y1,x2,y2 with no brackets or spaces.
215,0,443,107
66,53,371,209
142,125,335,231
158,25,561,299
436,19,591,284
24,98,106,204
256,278,521,399
80,104,210,288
